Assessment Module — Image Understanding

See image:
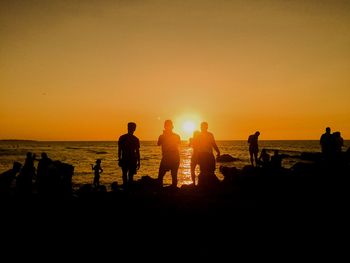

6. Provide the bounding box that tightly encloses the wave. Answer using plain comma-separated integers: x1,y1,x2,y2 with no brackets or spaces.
66,147,82,150
87,150,108,154
0,149,28,156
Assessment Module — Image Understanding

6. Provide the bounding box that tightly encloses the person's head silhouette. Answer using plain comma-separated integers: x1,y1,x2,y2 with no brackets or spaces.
128,122,136,134
255,131,260,137
326,127,331,134
164,120,173,131
13,161,22,172
201,122,208,132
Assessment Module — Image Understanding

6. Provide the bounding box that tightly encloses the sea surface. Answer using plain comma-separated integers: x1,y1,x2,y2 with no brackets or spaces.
1,140,349,189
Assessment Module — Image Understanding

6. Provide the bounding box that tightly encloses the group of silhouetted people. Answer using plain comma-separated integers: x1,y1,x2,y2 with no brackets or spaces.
247,132,285,170
0,151,74,196
117,120,221,188
320,127,344,160
115,123,347,188
1,124,347,195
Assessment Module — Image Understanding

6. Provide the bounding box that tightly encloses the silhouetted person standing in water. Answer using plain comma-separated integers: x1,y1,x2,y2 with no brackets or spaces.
92,159,103,189
157,120,181,188
320,127,332,159
248,131,260,167
189,130,200,186
197,122,220,175
118,122,140,187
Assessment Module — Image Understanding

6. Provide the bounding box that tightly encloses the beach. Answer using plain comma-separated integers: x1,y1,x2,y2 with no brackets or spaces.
2,140,347,190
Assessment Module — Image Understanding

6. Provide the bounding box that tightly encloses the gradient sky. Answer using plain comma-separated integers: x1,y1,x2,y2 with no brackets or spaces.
1,0,350,140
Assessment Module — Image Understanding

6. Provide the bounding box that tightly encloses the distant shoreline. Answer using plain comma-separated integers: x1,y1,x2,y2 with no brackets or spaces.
0,139,38,142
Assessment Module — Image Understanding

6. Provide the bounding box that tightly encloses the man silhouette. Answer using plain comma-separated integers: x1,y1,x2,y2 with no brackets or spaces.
197,122,220,174
118,122,140,187
320,127,332,158
157,120,181,188
248,131,260,167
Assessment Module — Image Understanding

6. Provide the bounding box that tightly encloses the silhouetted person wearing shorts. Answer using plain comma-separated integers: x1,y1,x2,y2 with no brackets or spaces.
157,120,181,188
118,122,140,187
248,131,260,167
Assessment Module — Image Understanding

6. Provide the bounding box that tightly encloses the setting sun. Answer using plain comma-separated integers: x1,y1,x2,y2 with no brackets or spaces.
174,113,201,140
183,121,195,134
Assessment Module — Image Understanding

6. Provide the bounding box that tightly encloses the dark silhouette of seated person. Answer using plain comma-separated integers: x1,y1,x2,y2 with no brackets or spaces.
92,159,103,189
248,131,260,167
258,148,270,168
320,127,333,158
271,150,283,169
118,122,140,187
37,152,52,193
0,161,21,194
197,122,220,186
157,120,181,188
189,130,200,186
16,152,36,194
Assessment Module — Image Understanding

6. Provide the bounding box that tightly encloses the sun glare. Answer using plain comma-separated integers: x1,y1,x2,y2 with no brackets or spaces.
183,121,195,134
174,113,201,140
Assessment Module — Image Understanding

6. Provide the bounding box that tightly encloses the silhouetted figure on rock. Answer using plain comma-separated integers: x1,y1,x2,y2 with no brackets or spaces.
271,150,283,170
92,159,103,189
258,148,270,168
16,152,36,195
248,131,260,167
157,120,181,188
197,122,220,187
320,127,332,159
37,152,52,194
118,122,140,187
0,161,21,195
333,131,344,154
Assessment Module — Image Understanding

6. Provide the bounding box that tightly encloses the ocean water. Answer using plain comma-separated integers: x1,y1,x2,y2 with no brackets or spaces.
1,140,349,189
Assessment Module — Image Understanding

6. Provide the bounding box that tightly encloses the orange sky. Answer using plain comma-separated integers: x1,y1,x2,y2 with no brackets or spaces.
1,0,350,140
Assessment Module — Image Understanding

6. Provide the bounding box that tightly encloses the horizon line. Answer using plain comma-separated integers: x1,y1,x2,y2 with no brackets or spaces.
1,139,343,142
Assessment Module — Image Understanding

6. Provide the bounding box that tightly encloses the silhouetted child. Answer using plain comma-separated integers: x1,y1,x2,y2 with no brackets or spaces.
92,159,103,189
